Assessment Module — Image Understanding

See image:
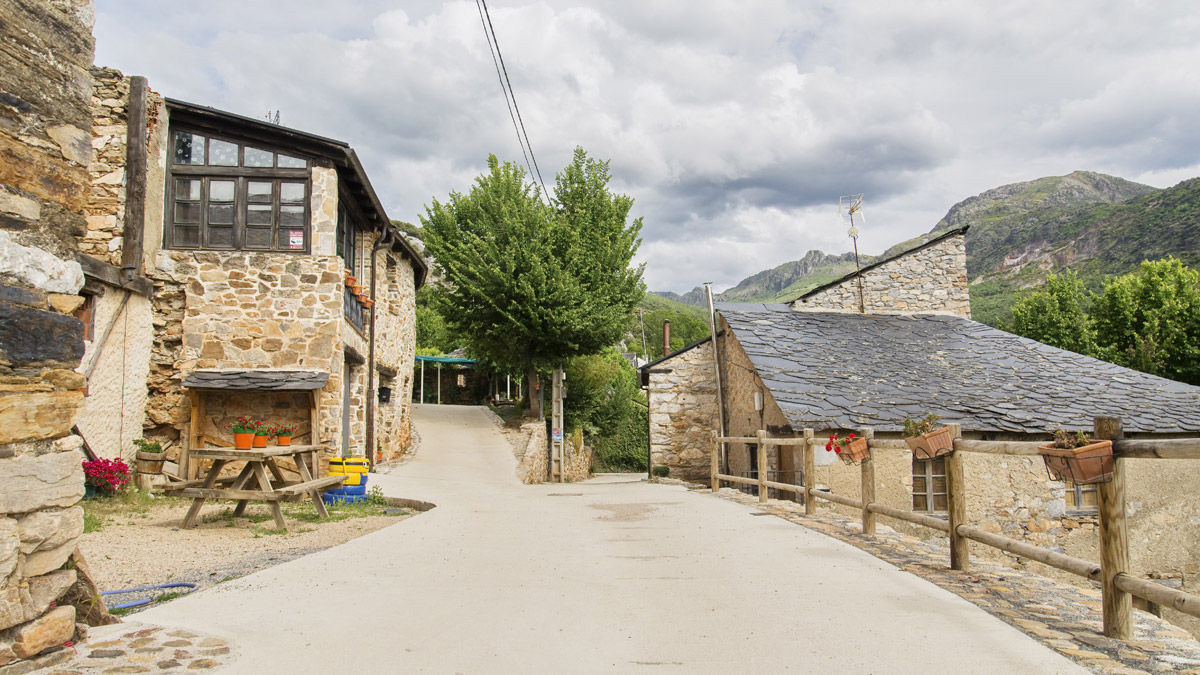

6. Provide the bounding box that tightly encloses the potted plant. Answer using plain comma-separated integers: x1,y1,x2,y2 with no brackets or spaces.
344,270,356,287
253,422,270,448
132,438,165,475
826,432,869,464
228,416,258,449
82,457,131,497
361,297,375,310
274,423,297,446
1038,428,1113,485
903,413,954,460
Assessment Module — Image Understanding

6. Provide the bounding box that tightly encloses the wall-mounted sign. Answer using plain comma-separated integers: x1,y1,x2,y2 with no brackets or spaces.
552,428,563,443
288,230,304,249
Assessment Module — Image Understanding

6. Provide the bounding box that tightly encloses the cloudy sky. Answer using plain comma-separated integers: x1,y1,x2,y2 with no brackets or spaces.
94,1,1200,293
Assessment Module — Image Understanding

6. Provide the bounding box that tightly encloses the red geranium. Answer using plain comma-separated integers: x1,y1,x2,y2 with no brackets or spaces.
82,457,131,495
825,432,856,454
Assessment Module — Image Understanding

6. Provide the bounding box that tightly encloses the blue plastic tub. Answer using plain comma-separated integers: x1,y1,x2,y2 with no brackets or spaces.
322,492,367,505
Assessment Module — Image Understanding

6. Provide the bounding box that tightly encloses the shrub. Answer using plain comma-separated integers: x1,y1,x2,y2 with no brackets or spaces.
652,465,670,478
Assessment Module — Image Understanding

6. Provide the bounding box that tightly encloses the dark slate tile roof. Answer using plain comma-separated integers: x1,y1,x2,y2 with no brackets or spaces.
182,369,329,391
716,303,1200,434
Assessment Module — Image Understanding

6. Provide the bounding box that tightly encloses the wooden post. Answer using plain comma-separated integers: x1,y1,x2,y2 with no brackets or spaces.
860,428,876,535
946,422,969,571
711,431,720,492
120,76,147,276
803,428,815,515
1096,416,1131,639
310,389,322,478
756,429,769,503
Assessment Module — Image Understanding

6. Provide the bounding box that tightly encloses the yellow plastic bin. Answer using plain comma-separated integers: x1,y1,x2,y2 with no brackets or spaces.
328,457,370,486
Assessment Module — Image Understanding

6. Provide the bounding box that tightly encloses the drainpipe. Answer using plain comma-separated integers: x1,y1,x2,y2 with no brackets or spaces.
366,226,395,471
705,283,728,476
662,319,670,358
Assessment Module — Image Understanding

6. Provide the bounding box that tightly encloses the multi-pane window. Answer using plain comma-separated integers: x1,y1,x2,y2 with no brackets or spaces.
1065,481,1099,514
912,457,947,513
167,129,310,252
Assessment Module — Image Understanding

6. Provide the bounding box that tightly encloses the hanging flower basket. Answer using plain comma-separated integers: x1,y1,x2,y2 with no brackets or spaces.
839,437,870,464
1039,429,1113,485
903,413,954,459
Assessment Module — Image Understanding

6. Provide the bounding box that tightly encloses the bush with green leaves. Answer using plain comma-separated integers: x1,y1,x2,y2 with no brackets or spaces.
563,348,647,472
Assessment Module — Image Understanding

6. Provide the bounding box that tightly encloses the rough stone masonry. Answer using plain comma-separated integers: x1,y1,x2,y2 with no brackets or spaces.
0,0,97,668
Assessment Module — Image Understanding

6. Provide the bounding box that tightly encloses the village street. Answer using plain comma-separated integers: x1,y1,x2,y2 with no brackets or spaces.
130,404,1089,674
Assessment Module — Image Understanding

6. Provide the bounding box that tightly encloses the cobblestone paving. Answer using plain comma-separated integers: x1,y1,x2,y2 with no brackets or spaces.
44,623,235,674
707,484,1200,675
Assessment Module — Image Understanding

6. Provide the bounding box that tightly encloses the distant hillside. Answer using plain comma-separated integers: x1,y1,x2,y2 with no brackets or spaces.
653,250,870,307
653,170,1200,327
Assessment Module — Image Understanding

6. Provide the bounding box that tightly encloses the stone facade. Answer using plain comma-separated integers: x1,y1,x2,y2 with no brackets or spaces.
75,69,422,471
646,340,719,482
0,0,96,667
790,230,970,318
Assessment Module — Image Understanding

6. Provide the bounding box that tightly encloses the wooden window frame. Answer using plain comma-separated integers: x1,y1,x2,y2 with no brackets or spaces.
1064,481,1099,515
912,457,948,514
165,127,312,254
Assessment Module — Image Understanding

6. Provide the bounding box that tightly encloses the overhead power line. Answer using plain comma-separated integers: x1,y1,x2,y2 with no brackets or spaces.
474,0,550,205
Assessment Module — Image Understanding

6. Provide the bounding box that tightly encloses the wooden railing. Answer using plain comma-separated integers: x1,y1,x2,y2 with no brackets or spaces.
710,416,1200,639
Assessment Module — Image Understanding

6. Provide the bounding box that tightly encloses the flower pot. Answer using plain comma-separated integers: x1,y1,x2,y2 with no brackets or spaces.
351,284,363,295
253,434,268,448
233,432,254,449
277,435,292,446
839,437,870,464
135,451,165,475
361,298,374,309
911,426,954,460
344,273,357,287
84,484,96,500
1038,439,1114,485
904,435,929,456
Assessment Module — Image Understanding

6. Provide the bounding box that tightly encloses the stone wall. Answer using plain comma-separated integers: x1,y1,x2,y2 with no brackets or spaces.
647,341,718,482
371,249,417,461
516,421,548,484
0,0,96,667
790,232,970,318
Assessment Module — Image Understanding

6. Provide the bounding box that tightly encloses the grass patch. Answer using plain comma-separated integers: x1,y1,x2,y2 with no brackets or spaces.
491,403,527,428
83,511,105,533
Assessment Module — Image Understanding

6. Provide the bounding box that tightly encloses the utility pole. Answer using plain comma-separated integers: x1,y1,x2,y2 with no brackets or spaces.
550,366,565,482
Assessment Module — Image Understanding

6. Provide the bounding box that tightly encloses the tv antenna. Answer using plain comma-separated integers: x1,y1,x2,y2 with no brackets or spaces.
265,110,281,125
838,194,867,313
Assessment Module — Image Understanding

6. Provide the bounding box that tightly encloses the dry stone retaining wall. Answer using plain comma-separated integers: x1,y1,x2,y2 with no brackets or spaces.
790,232,970,318
0,0,97,667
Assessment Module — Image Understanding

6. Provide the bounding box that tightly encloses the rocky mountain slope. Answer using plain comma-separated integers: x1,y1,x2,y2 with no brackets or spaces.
655,171,1200,327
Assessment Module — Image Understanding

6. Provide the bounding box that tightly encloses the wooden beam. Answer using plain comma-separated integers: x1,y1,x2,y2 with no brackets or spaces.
1114,438,1200,459
76,253,154,296
1114,574,1200,620
807,488,862,510
946,423,969,571
860,428,876,535
1096,416,1132,640
710,431,719,493
121,76,148,275
866,503,951,533
953,439,1041,455
756,429,768,504
803,428,815,515
957,523,1100,579
714,473,759,487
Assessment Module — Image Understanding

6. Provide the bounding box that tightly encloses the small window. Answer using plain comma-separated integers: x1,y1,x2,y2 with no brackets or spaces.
912,457,947,513
1065,481,1099,514
456,373,467,387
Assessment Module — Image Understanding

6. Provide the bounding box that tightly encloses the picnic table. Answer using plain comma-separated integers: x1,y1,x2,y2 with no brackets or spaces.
164,444,345,531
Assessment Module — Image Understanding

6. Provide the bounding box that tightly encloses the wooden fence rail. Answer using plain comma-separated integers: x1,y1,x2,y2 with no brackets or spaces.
708,416,1200,640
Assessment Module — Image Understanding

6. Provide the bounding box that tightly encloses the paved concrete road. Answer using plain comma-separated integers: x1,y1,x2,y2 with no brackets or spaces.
140,404,1089,674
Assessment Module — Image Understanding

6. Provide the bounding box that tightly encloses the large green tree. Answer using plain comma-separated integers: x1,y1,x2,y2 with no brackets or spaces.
421,148,644,417
1091,257,1200,384
1009,270,1098,356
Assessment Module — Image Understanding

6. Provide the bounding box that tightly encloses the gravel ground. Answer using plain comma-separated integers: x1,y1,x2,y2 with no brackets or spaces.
79,498,414,610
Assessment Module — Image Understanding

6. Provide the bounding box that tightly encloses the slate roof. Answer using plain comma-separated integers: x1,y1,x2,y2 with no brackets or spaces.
716,303,1200,435
182,369,329,391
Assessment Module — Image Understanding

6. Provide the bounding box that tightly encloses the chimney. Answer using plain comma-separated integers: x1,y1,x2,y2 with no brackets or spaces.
662,319,671,358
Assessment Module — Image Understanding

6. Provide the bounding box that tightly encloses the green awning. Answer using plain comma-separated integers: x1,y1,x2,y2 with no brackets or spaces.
415,355,476,364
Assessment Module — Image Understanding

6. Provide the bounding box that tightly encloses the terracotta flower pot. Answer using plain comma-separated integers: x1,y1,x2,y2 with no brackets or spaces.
233,432,254,449
277,435,292,446
838,437,870,464
1038,439,1113,485
135,451,164,475
911,426,954,460
361,298,374,309
253,434,268,448
351,284,363,295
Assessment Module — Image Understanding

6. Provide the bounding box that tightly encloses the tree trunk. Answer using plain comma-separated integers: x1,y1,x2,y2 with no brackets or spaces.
526,366,542,419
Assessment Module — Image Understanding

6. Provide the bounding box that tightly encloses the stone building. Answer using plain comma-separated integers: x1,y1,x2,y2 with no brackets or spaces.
73,73,427,473
0,0,97,668
644,229,1200,637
